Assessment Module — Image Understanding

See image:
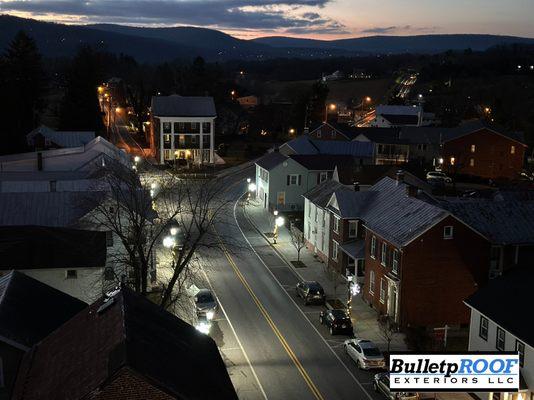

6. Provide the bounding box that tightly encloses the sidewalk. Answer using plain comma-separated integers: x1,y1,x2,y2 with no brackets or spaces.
243,198,408,352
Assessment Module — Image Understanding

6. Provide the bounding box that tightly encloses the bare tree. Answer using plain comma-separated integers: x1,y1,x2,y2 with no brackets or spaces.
81,160,233,310
377,314,398,353
289,223,306,263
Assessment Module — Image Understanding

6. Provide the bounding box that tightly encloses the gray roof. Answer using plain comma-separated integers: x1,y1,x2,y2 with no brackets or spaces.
0,191,98,227
151,95,216,117
290,154,354,171
443,200,534,244
27,125,95,148
339,240,365,259
303,179,348,207
465,268,534,348
442,120,526,144
255,151,288,171
330,189,377,219
283,135,374,158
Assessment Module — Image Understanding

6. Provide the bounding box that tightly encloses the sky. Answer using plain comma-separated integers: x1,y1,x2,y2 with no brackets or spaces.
1,0,533,40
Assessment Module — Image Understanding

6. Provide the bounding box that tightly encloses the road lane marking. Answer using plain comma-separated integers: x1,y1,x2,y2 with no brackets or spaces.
198,258,268,400
233,196,375,400
213,229,324,400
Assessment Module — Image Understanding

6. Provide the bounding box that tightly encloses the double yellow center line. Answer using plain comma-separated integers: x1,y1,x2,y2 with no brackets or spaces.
214,228,324,400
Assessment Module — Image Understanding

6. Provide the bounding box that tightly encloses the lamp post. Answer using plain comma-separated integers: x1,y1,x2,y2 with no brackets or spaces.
346,275,360,310
247,182,256,204
273,215,285,244
324,103,336,123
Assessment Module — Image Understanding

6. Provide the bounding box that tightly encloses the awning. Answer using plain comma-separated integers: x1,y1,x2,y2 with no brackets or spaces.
339,240,365,259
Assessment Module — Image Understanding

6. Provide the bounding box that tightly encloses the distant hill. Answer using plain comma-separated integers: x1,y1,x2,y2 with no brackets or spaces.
252,34,534,54
2,15,534,63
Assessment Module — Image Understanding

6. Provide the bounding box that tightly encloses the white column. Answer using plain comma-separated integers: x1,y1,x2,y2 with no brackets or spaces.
160,120,165,163
209,119,214,164
169,120,174,163
199,121,204,165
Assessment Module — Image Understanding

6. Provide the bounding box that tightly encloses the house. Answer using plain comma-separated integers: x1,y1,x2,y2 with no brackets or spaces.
307,122,360,141
359,174,490,328
26,125,95,150
440,120,527,180
255,151,354,211
11,287,238,400
236,95,260,109
465,268,533,400
0,136,130,173
149,95,217,165
303,179,349,263
0,226,108,303
0,271,86,399
279,135,374,165
370,105,423,127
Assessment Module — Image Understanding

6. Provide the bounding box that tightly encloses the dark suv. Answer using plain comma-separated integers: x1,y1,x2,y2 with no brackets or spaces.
296,281,326,305
319,309,353,335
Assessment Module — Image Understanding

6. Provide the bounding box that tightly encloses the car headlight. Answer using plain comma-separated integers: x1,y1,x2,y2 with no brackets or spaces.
206,310,215,320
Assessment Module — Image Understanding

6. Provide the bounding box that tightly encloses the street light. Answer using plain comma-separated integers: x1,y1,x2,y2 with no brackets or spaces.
273,216,285,244
289,128,296,136
324,103,336,123
134,156,141,163
163,236,175,248
247,182,256,204
247,177,251,184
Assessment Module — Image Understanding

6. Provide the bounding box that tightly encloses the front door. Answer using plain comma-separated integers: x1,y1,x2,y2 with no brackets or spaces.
387,283,398,322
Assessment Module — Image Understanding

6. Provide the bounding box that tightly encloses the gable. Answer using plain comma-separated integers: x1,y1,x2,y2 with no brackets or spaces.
444,127,527,146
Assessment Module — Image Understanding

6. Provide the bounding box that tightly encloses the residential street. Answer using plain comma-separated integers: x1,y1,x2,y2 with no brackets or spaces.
199,167,381,400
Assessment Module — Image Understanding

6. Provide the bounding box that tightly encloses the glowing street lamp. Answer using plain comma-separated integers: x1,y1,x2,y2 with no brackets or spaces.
97,86,105,94
273,216,285,244
289,128,296,136
163,236,175,248
324,103,336,123
247,177,251,184
134,156,141,163
248,182,256,193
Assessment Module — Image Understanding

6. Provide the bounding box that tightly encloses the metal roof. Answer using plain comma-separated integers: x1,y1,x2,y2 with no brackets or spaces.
339,240,365,259
255,151,288,171
151,95,216,117
290,154,354,171
282,135,373,158
27,125,95,148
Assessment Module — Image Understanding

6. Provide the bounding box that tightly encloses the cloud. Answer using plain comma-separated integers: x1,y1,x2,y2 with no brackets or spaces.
360,25,438,35
0,0,347,33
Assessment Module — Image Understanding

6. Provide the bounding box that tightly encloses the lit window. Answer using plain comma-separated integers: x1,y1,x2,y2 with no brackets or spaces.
443,226,454,239
496,327,505,351
450,157,456,166
516,341,525,367
392,249,399,274
348,221,357,238
470,158,475,167
162,122,172,133
381,242,387,266
471,144,476,153
369,270,375,295
511,145,516,154
370,236,377,259
479,316,488,340
332,240,339,260
333,216,340,233
379,278,386,303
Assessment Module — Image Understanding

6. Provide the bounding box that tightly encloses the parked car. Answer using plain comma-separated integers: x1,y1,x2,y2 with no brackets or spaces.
194,289,217,320
319,309,353,335
374,373,419,400
344,339,385,369
426,171,452,183
296,281,326,305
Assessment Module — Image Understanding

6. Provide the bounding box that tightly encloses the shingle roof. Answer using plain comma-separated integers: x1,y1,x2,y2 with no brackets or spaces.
12,288,237,400
0,271,86,348
151,95,216,117
442,200,534,244
0,191,98,226
0,226,107,270
465,268,534,348
330,188,377,219
255,151,288,170
290,154,354,171
27,125,95,148
303,179,348,207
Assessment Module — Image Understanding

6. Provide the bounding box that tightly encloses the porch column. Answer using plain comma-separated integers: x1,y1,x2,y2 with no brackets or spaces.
209,119,214,164
160,120,165,164
199,121,204,165
170,120,174,163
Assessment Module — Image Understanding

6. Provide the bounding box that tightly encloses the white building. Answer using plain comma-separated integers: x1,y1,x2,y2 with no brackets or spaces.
150,95,217,165
465,268,533,400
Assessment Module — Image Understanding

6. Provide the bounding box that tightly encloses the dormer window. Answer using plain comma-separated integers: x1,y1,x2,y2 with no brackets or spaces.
443,226,454,239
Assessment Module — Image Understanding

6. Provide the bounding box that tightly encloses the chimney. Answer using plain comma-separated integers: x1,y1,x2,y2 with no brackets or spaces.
37,152,43,171
406,185,418,197
353,181,360,192
395,170,405,186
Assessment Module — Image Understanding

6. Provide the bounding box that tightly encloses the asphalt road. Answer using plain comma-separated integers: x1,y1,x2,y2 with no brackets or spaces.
199,168,382,400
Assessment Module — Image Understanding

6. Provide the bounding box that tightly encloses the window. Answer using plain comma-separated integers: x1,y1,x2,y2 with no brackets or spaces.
471,144,476,153
511,145,516,155
348,221,357,238
314,208,318,222
496,327,506,351
332,240,339,260
277,191,285,205
469,158,475,167
202,122,211,133
163,134,171,143
319,171,328,183
333,216,340,233
287,174,300,186
162,122,172,133
381,242,387,266
191,122,200,132
417,144,427,151
369,270,375,295
49,180,57,192
392,249,399,274
450,157,456,166
173,122,184,133
443,226,454,239
331,131,336,138
379,278,386,303
65,270,78,279
322,212,326,227
191,135,197,144
370,236,377,259
316,131,322,138
479,316,488,340
516,341,525,367
163,149,172,160
105,231,114,247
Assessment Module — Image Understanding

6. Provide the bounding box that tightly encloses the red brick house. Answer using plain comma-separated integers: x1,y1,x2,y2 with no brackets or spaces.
441,120,527,180
11,288,237,400
360,175,490,329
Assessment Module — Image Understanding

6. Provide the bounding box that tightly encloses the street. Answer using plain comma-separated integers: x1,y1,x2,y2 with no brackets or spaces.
199,168,382,400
